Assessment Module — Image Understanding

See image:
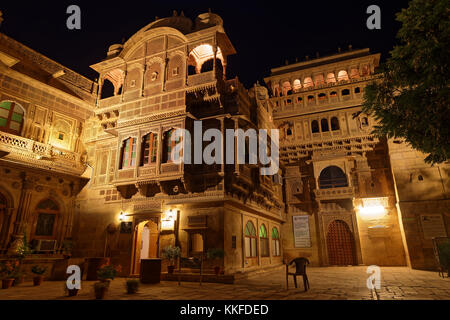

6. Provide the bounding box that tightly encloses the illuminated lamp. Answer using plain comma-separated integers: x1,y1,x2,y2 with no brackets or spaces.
357,198,388,219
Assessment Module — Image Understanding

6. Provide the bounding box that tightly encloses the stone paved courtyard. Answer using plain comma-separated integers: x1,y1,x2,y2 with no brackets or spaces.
0,267,449,300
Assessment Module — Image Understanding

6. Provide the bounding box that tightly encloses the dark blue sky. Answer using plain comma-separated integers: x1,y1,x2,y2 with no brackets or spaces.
0,1,410,88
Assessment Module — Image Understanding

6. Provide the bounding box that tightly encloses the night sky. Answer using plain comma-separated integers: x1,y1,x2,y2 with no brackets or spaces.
0,0,410,88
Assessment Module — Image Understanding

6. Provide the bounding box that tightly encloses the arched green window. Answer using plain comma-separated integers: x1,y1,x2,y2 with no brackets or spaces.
259,224,269,257
272,227,281,257
244,221,257,258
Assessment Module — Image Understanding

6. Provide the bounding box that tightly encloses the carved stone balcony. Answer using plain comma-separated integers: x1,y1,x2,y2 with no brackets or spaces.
314,186,355,200
0,131,85,176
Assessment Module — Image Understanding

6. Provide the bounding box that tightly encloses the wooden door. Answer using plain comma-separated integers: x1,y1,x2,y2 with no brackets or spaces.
326,220,356,265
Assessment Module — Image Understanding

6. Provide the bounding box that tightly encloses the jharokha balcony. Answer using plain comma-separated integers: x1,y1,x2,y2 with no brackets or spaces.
0,131,85,176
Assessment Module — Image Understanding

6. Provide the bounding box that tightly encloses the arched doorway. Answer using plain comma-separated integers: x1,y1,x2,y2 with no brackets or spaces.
326,220,356,265
133,219,159,275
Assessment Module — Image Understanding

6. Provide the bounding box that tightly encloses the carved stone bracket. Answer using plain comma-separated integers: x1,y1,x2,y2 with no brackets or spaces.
116,184,139,199
135,181,161,197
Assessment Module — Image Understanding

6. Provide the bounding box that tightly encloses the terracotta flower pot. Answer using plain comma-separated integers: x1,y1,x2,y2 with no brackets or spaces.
94,286,108,300
33,275,44,286
2,279,14,289
214,266,221,276
167,265,175,274
68,289,79,297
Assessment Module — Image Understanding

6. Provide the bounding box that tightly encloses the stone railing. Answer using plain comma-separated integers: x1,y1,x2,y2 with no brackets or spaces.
0,131,83,174
314,187,355,200
188,71,215,87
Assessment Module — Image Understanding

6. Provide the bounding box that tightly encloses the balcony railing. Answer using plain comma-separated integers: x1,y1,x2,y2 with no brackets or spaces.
314,186,354,199
0,131,83,174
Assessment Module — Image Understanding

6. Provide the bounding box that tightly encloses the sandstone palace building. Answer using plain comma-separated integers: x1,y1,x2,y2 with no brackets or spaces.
0,11,448,279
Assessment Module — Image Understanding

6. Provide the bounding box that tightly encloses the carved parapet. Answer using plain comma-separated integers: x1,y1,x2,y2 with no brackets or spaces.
0,131,85,176
314,186,355,200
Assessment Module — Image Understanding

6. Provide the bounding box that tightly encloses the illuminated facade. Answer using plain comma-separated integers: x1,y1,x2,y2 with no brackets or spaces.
0,11,448,279
265,49,449,269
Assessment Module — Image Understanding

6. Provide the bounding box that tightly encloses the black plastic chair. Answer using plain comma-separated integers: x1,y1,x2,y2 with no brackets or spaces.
286,257,310,291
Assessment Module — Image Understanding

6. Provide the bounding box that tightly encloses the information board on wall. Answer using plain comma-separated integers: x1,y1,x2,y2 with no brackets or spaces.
292,215,311,248
420,214,447,239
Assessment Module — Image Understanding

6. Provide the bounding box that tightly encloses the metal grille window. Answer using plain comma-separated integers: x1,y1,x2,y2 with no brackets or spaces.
272,227,281,256
259,224,269,257
244,221,257,258
319,166,348,189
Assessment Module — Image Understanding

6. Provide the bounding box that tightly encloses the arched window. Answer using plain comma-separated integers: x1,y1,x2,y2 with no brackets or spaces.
350,69,360,79
326,73,336,83
361,117,369,127
354,87,361,94
321,119,329,132
331,117,340,131
319,166,348,189
330,91,338,98
303,77,313,88
341,89,350,96
162,129,181,163
33,199,59,239
307,95,315,103
244,221,257,258
141,132,158,166
318,93,327,101
337,70,349,81
200,59,214,73
314,74,325,86
282,81,292,96
259,224,269,257
292,79,301,91
311,120,320,133
272,227,280,257
120,137,137,169
286,128,292,136
0,101,25,136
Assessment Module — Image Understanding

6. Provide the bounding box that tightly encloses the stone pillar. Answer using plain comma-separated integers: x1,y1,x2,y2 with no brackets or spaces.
7,173,34,254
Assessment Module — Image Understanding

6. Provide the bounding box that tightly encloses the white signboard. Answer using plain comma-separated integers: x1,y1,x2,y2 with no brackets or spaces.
420,214,447,239
293,215,311,248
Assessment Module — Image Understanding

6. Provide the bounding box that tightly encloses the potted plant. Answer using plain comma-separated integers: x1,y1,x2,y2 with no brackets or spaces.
93,281,109,300
161,245,180,274
207,248,225,275
0,260,19,289
96,263,121,285
125,279,139,294
31,265,47,286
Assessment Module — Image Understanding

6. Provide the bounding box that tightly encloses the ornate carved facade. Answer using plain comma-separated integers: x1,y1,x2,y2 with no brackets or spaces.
0,11,447,277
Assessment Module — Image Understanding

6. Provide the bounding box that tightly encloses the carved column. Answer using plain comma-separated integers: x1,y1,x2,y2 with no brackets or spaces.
7,173,34,254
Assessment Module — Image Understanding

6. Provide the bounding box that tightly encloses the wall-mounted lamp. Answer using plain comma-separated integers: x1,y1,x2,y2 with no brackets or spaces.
161,209,177,231
119,211,128,222
357,197,388,219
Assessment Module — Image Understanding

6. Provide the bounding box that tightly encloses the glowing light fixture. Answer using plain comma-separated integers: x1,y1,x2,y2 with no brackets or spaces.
119,212,127,222
357,198,388,219
161,209,176,231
